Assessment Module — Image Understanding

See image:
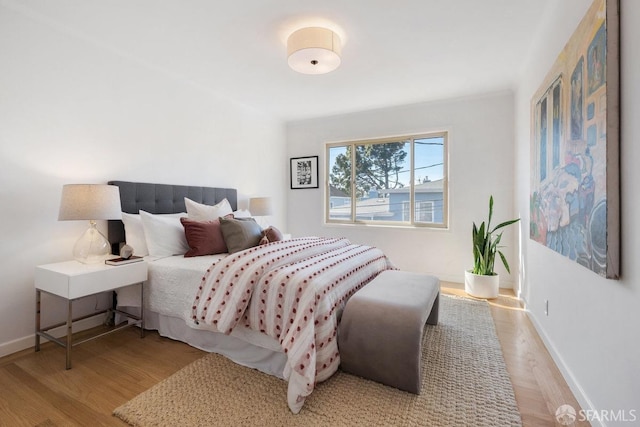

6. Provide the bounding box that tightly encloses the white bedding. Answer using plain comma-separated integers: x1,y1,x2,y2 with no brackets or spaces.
117,254,286,375
118,245,392,413
149,254,224,318
192,237,395,413
117,254,223,318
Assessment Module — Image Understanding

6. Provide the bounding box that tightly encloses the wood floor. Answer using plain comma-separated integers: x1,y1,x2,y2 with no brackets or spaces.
0,283,586,426
442,284,588,427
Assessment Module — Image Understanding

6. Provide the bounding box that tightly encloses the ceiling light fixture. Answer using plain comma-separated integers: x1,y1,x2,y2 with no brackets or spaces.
287,27,342,75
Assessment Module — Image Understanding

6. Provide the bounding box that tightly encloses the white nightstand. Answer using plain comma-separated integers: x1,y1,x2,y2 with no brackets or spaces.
35,259,148,369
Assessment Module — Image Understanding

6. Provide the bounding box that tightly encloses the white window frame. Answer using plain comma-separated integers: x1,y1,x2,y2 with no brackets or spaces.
325,132,448,228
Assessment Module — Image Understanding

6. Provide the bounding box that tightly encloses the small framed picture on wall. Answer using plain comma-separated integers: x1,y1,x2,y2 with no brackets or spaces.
290,156,319,189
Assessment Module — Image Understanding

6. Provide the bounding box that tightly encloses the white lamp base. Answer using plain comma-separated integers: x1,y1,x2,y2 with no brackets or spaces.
73,221,111,264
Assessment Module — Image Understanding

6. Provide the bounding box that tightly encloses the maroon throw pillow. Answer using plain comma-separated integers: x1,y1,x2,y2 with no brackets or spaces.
262,226,283,243
180,217,228,257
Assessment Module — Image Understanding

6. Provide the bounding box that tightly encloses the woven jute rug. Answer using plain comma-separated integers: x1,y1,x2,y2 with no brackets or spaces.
114,295,522,426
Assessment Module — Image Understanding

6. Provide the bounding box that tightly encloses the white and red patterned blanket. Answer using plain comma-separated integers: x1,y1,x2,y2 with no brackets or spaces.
191,237,395,413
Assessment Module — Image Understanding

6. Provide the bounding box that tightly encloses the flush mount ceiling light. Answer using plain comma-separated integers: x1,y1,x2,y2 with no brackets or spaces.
287,27,342,75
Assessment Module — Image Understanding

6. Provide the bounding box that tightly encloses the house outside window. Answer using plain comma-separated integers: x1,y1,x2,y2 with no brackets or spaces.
401,200,434,222
326,132,448,228
402,201,410,221
416,200,435,222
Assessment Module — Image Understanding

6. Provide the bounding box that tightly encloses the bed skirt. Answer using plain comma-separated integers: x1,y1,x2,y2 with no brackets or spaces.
121,308,288,380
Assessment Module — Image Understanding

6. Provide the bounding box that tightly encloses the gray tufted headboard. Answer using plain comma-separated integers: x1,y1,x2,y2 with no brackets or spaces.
107,180,238,254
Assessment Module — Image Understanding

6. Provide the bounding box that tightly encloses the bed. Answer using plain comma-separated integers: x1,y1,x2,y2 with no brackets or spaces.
107,180,395,413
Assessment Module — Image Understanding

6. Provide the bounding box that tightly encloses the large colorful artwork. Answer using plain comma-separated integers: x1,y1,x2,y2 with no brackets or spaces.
530,0,619,279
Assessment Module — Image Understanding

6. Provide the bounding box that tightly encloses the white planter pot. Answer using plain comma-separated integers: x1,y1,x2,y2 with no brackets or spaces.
464,270,499,299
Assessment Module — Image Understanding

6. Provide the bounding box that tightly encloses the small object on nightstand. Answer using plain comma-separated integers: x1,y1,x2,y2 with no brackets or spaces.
120,244,134,259
105,255,143,265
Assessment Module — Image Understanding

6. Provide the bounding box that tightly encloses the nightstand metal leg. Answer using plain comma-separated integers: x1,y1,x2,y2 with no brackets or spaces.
35,290,41,352
140,282,145,338
66,299,72,370
35,260,147,370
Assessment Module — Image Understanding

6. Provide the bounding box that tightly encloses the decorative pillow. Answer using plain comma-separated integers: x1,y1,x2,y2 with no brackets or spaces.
180,217,228,257
139,210,190,257
185,197,233,221
263,226,283,242
121,211,185,256
219,217,263,254
258,226,284,245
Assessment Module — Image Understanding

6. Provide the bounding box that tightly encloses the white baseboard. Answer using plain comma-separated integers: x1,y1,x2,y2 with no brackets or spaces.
436,273,463,284
0,313,107,358
522,300,601,427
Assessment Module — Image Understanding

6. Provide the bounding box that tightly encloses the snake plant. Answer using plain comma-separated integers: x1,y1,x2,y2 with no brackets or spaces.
472,196,520,276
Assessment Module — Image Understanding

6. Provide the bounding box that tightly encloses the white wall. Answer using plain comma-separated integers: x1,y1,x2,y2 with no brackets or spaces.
515,0,640,422
0,5,286,356
287,92,518,285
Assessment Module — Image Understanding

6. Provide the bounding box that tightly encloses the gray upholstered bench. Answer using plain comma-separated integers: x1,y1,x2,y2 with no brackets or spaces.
338,270,440,394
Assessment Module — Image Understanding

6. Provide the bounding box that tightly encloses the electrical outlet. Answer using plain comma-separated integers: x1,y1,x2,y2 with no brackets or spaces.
545,300,549,316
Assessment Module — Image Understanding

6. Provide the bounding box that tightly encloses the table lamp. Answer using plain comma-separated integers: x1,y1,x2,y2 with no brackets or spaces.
249,197,273,228
58,184,122,264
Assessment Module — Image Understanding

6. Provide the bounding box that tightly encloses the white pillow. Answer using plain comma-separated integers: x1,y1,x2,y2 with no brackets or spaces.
121,212,186,256
121,212,150,256
185,197,233,221
233,209,252,218
134,211,189,257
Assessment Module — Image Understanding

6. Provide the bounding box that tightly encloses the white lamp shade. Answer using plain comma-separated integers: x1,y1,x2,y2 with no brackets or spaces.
287,27,342,74
249,197,274,216
58,184,122,221
58,184,122,263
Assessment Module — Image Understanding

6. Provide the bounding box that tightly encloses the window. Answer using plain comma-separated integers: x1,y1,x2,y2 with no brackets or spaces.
534,77,563,185
326,132,448,228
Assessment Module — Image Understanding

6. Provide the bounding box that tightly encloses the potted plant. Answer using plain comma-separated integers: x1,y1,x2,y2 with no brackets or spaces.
465,196,520,299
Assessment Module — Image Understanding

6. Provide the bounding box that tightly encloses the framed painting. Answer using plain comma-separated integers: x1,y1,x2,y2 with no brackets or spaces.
530,0,619,279
290,156,319,189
